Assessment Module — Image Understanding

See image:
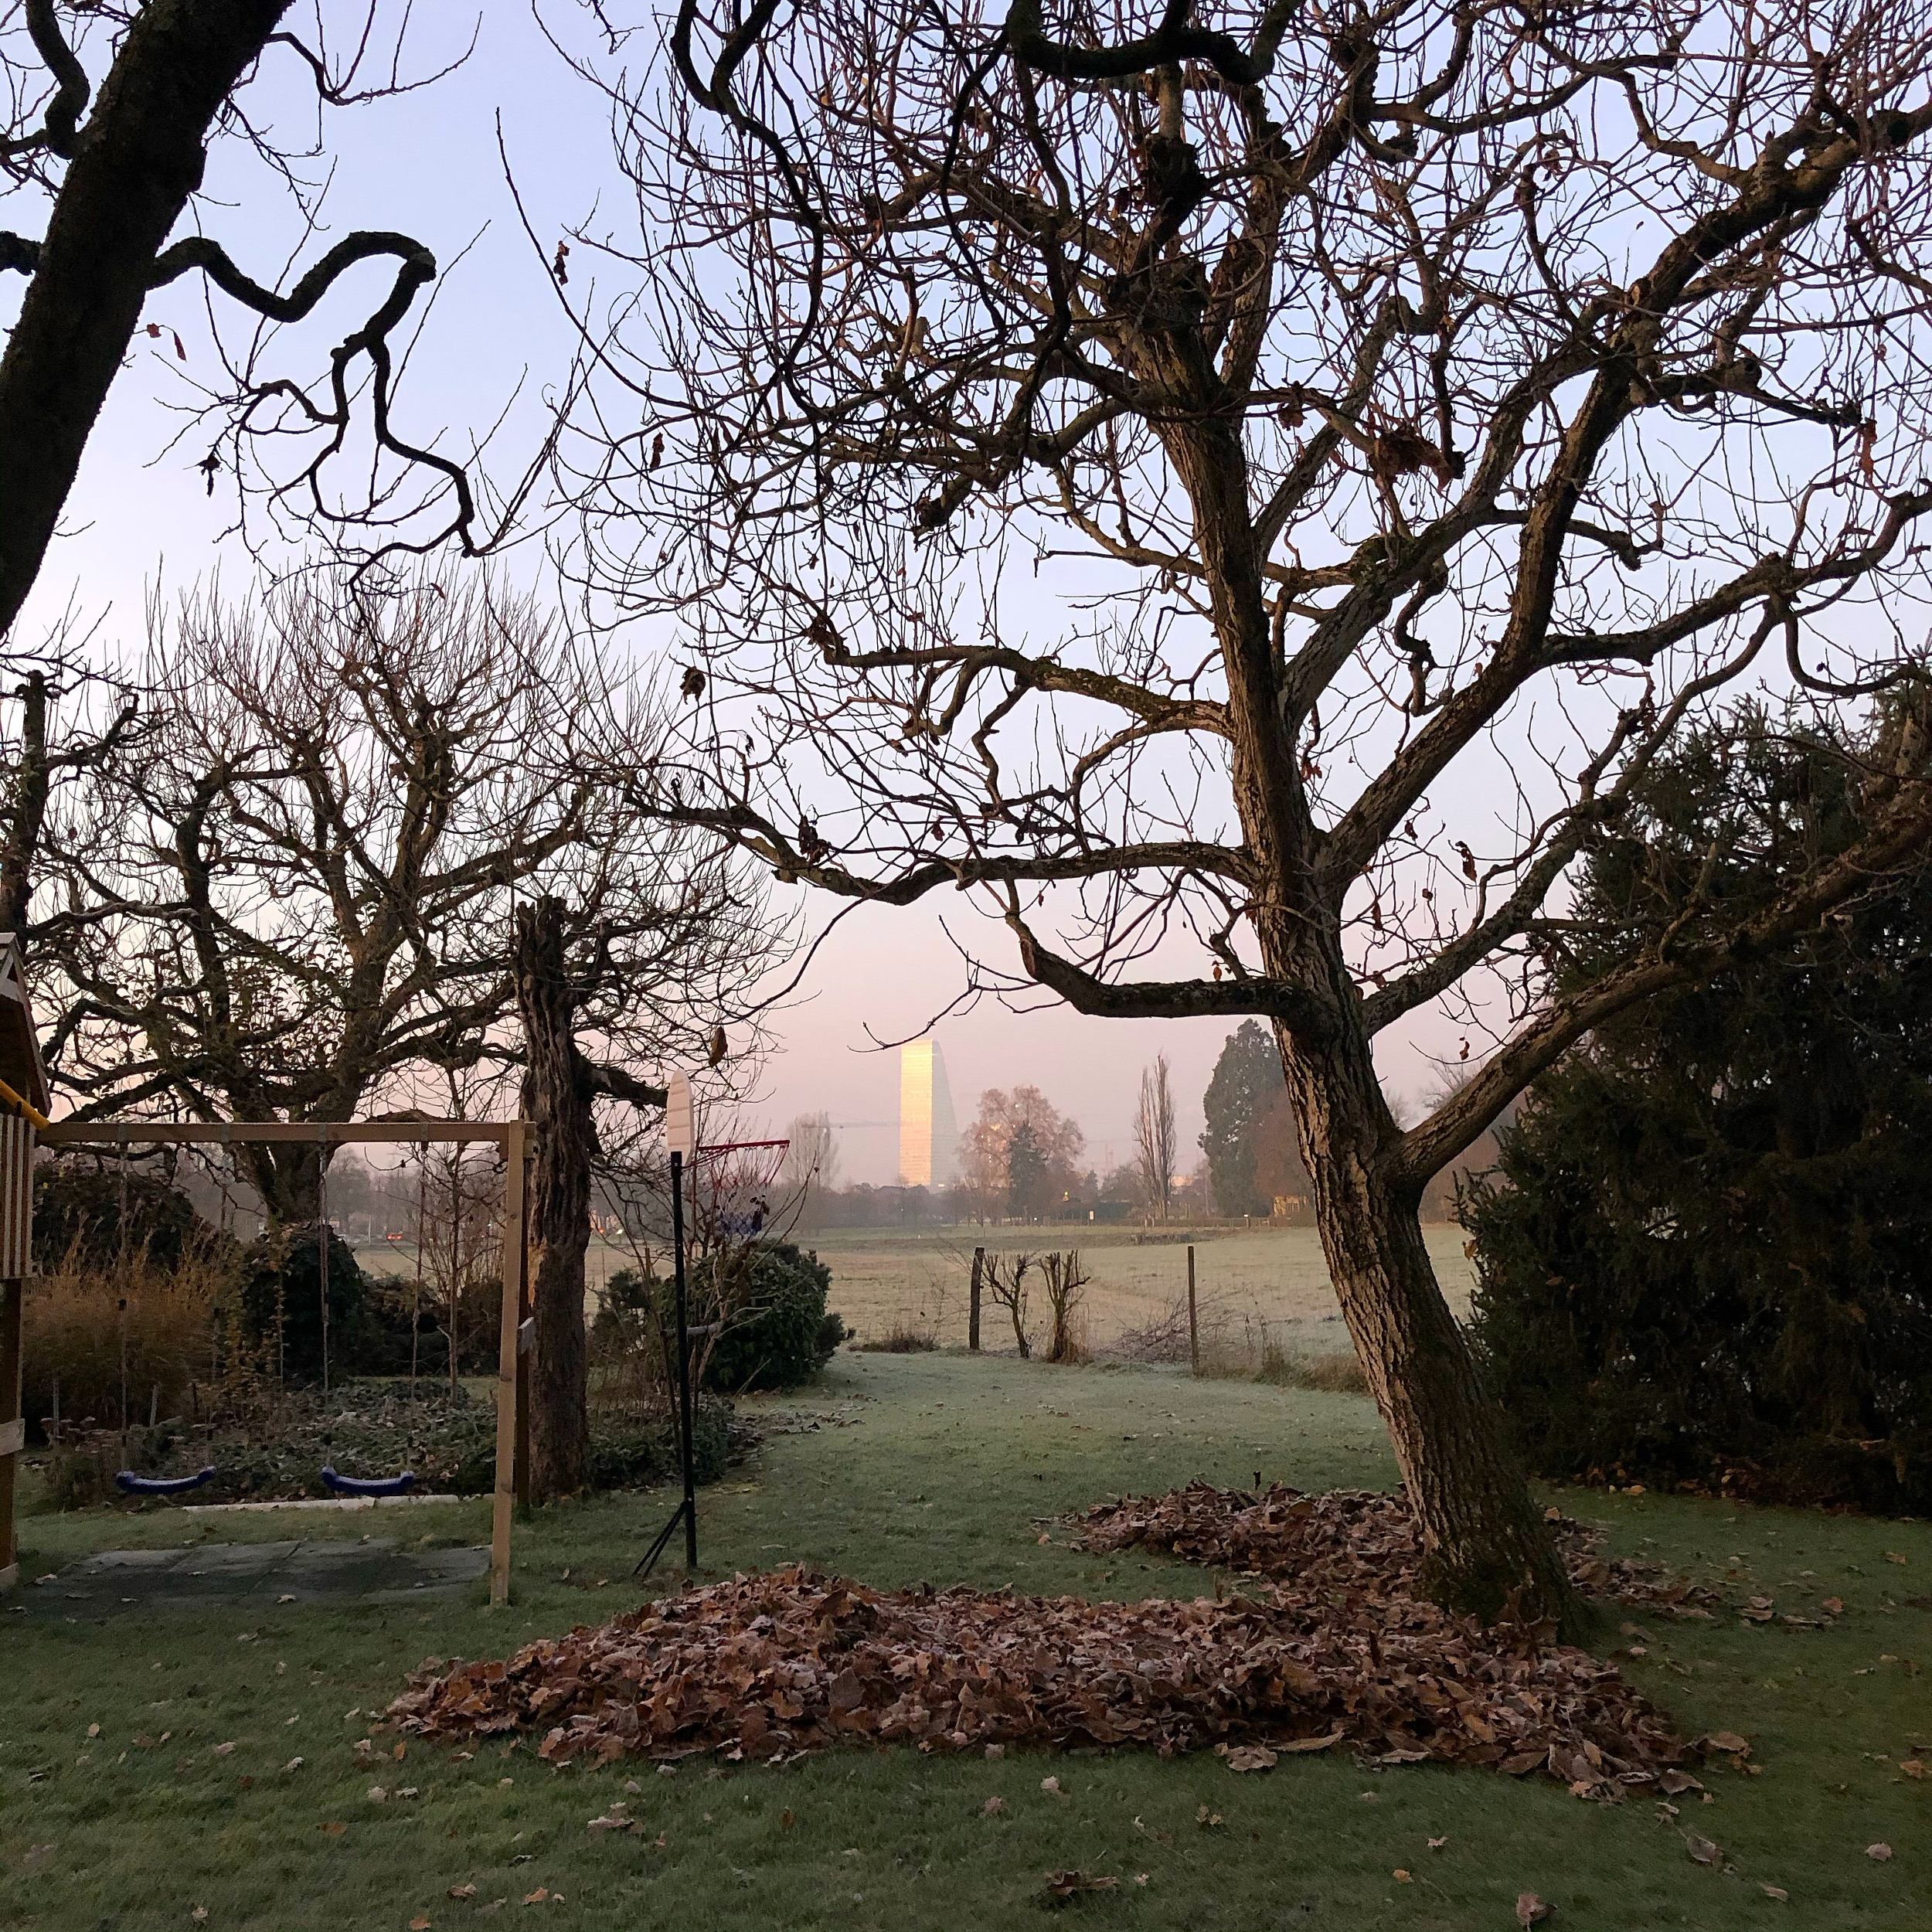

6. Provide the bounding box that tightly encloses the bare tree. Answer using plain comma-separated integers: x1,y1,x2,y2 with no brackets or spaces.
46,570,770,1225
2,641,141,936
1134,1054,1177,1220
958,1084,1084,1221
0,2,518,647
565,0,1932,1626
982,1250,1036,1359
781,1110,838,1224
1040,1249,1090,1363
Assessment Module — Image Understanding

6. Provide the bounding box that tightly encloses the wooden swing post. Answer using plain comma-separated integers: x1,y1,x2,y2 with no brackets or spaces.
0,934,49,1594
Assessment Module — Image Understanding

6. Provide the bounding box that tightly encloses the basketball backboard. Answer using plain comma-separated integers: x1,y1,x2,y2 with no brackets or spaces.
665,1071,696,1158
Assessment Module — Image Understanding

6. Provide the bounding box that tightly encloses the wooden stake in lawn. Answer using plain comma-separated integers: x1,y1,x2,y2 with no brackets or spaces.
1188,1247,1199,1374
968,1246,984,1352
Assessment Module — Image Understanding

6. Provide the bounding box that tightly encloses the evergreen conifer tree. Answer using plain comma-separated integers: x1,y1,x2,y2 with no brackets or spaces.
1201,1021,1287,1219
1465,705,1932,1510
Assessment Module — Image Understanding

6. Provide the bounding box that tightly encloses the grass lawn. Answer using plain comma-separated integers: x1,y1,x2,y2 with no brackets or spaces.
4,1350,1927,1931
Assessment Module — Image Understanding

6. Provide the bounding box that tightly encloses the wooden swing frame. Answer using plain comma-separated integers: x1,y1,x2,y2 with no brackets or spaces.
22,1118,533,1606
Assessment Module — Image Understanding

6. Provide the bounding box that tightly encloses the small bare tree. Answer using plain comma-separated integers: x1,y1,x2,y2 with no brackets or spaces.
1041,1250,1090,1364
559,0,1932,1626
983,1250,1036,1359
781,1111,838,1225
1134,1056,1177,1221
46,569,760,1220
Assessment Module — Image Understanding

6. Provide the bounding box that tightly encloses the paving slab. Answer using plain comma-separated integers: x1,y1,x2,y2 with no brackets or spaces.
24,1539,489,1617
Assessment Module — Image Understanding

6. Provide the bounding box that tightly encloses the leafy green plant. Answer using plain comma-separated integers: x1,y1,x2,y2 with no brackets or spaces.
699,1241,838,1391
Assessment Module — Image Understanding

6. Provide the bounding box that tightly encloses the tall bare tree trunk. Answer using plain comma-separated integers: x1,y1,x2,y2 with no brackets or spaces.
1271,960,1574,1629
1162,413,1576,1631
514,896,594,1502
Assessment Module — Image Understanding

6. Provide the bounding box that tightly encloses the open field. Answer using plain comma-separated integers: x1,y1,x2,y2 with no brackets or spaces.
772,1223,1478,1353
340,1224,1478,1358
6,1345,1929,1932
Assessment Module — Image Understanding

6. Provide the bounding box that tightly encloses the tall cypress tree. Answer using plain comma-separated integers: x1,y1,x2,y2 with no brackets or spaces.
1200,1020,1286,1218
1464,704,1932,1510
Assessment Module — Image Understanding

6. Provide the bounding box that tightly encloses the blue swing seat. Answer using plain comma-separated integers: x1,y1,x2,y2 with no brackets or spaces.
321,1465,416,1497
115,1465,218,1496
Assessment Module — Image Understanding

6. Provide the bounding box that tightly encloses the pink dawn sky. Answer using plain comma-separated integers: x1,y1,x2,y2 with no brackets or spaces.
8,8,1481,1183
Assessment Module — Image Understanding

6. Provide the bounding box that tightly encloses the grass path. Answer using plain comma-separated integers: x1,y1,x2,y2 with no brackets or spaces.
4,1351,1927,1930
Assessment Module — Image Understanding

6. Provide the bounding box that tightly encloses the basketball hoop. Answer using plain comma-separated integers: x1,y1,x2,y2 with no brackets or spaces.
685,1136,792,1248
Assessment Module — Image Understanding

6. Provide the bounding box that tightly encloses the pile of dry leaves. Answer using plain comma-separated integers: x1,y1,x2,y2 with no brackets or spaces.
1075,1481,1825,1627
390,1558,1697,1798
1075,1482,1726,1614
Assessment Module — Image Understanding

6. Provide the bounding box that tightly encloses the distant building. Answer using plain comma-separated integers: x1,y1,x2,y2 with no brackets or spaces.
897,1040,958,1189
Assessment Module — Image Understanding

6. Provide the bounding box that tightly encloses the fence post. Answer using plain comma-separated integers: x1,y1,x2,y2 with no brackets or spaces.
1187,1244,1199,1373
968,1247,985,1352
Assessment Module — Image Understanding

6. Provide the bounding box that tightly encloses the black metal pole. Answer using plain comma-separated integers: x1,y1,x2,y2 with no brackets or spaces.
671,1148,698,1570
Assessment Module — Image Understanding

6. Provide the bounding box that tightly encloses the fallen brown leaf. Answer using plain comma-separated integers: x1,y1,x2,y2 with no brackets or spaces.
1515,1893,1554,1927
1043,1872,1117,1903
1393,1868,1413,1883
447,1885,477,1900
982,1796,1008,1815
1822,1597,1845,1616
1900,1759,1926,1779
1760,1885,1789,1901
1866,1843,1893,1862
1686,1835,1723,1866
781,1808,794,1828
410,1919,431,1930
1427,1836,1448,1850
522,1887,549,1905
1225,1745,1277,1773
1700,1731,1750,1757
318,1821,346,1837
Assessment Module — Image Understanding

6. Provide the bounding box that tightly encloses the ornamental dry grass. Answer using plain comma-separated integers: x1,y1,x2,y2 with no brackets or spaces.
20,1247,224,1437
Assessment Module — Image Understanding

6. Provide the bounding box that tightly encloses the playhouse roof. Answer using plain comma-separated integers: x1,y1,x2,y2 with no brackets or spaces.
0,936,49,1116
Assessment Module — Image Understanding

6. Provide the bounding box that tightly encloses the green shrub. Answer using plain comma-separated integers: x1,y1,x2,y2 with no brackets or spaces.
1464,704,1932,1512
236,1223,369,1386
588,1394,733,1491
698,1241,838,1392
33,1166,226,1274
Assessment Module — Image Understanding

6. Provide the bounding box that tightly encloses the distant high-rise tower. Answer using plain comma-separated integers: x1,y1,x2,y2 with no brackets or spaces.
898,1040,957,1189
